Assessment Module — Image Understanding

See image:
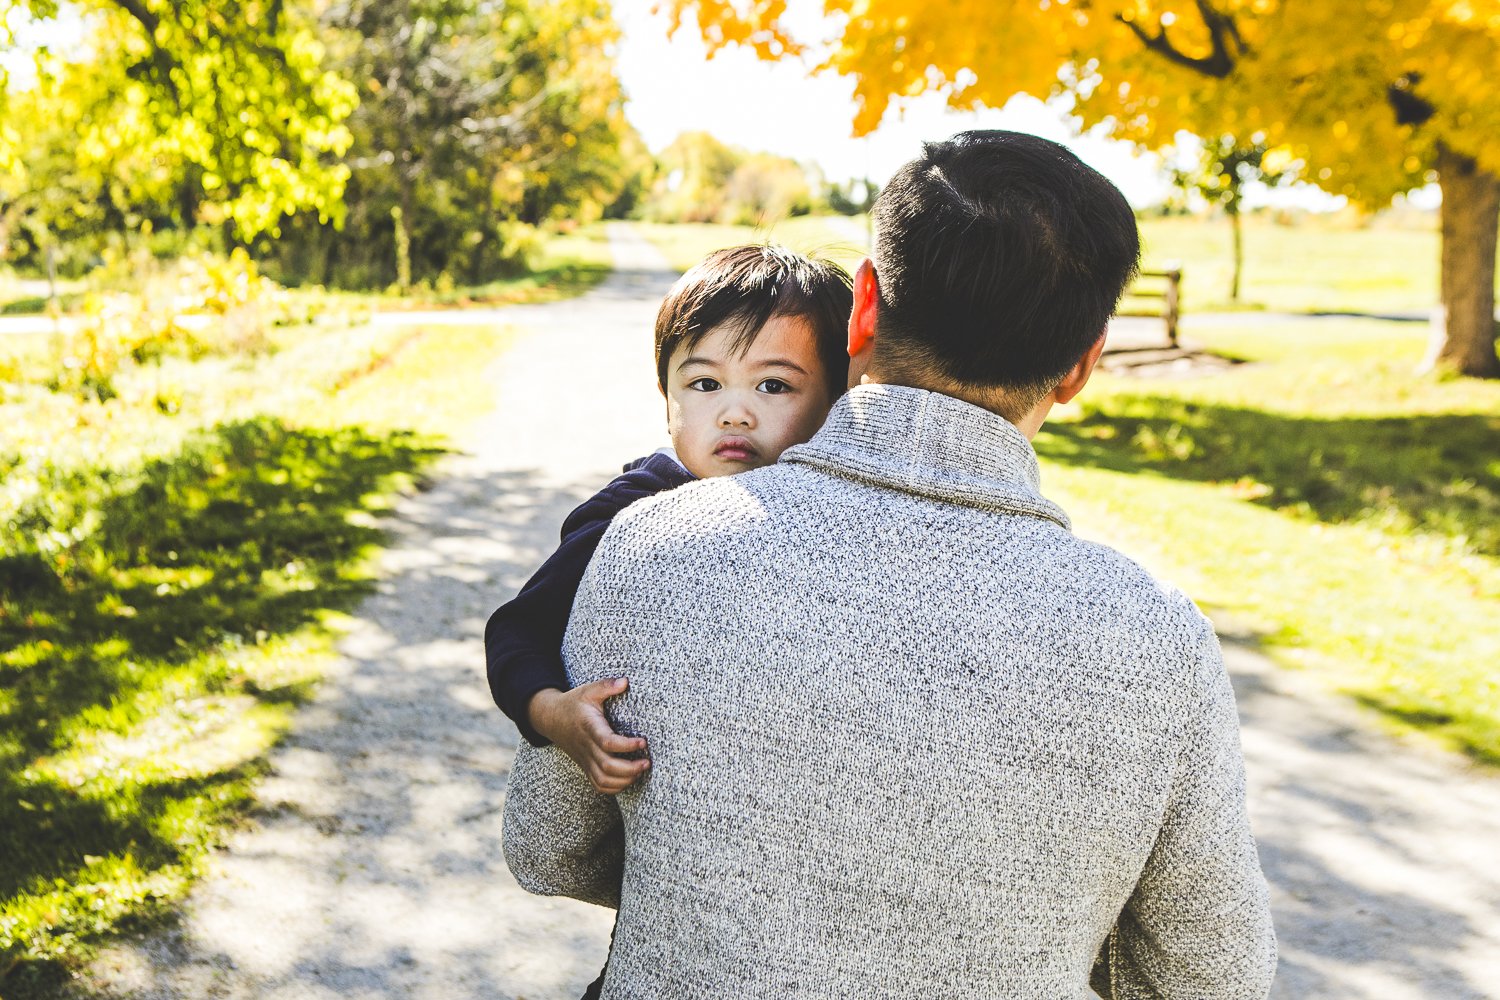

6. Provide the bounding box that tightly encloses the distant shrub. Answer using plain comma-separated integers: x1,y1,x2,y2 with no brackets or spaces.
46,249,354,399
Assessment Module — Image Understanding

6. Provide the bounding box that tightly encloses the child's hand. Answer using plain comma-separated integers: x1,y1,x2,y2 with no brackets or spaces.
526,678,650,794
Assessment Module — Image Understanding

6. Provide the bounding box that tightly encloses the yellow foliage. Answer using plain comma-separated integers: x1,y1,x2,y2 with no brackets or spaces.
666,0,1500,204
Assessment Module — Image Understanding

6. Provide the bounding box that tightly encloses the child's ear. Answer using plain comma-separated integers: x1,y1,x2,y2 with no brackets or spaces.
847,259,878,359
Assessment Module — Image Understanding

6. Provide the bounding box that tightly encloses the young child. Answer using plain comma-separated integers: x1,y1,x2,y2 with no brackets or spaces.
485,244,852,789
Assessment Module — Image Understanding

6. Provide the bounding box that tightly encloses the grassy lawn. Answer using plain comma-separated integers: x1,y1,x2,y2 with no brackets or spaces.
1137,213,1444,314
1036,319,1500,763
0,225,613,318
0,231,599,989
368,224,614,310
633,212,1450,318
633,215,871,273
0,275,89,316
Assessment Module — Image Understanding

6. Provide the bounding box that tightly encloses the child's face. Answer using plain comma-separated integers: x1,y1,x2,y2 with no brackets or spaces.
665,315,834,479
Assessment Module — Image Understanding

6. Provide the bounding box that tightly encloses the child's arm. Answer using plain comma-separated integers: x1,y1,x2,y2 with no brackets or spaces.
485,499,650,794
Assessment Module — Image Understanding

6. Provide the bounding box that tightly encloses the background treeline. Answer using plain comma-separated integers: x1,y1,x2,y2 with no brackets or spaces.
630,131,876,227
0,0,870,293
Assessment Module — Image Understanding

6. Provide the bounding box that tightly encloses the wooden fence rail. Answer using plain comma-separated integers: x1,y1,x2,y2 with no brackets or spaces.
1118,266,1182,347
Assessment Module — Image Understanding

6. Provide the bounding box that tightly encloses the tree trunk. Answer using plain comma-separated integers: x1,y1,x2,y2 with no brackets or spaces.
392,203,411,293
1425,146,1500,378
396,164,414,293
1230,206,1243,302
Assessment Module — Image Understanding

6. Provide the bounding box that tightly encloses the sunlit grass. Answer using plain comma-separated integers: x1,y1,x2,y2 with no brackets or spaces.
0,272,88,316
0,297,522,989
635,212,1452,317
0,419,444,992
0,226,613,318
1137,213,1445,313
1038,318,1500,762
369,223,615,309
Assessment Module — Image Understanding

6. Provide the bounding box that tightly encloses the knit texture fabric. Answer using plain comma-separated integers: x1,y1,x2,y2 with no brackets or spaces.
503,383,1276,1000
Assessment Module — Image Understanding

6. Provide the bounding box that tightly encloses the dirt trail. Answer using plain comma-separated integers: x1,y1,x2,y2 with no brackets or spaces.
78,224,1500,999
79,225,676,1000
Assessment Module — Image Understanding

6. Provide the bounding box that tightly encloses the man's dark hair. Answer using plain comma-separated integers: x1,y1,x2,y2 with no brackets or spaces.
654,245,852,399
870,131,1140,415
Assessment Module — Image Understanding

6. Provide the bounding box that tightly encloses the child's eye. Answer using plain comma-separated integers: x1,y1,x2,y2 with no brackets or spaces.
757,378,793,394
688,377,721,392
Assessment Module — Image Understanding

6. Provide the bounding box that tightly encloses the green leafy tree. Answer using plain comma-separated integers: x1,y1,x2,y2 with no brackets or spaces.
1170,136,1289,302
722,153,814,225
642,131,816,225
2,0,357,239
0,52,184,277
826,177,879,217
268,0,638,289
646,131,743,223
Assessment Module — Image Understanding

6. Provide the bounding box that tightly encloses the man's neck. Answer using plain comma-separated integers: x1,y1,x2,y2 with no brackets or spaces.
856,372,1051,440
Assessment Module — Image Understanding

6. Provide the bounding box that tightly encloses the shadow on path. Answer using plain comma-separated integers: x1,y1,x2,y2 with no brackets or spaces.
65,223,1500,1000
1226,644,1500,998
76,461,620,1000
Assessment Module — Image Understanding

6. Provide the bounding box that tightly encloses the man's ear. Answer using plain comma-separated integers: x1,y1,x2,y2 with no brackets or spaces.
847,259,878,359
1053,331,1108,405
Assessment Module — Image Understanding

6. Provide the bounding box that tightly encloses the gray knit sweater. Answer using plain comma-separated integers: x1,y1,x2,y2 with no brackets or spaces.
503,383,1275,999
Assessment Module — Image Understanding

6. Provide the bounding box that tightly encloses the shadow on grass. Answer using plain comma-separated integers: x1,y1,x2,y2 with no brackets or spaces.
0,292,85,316
1036,397,1500,557
27,459,623,1000
1037,395,1500,764
0,417,441,983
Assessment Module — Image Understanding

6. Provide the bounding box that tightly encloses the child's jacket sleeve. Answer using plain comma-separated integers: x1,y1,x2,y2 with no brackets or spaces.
485,454,694,745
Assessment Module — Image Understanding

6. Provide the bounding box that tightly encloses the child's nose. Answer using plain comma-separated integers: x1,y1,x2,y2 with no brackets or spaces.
719,397,755,428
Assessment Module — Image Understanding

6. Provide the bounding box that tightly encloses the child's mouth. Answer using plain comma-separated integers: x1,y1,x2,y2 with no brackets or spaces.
714,437,756,462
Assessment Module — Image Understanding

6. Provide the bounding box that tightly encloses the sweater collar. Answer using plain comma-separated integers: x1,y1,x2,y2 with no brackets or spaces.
778,383,1071,530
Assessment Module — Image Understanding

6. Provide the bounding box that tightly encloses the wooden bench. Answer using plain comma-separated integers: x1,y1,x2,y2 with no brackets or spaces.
1117,266,1182,347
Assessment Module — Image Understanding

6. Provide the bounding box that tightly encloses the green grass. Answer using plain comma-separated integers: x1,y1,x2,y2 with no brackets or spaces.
0,421,439,988
1036,319,1500,763
0,292,86,315
633,211,1451,316
633,215,871,273
0,273,88,316
1137,213,1445,314
0,222,595,987
0,226,613,318
369,224,615,310
0,285,534,988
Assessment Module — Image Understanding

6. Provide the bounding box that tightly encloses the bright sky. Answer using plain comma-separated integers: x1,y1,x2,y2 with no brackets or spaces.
612,3,1358,211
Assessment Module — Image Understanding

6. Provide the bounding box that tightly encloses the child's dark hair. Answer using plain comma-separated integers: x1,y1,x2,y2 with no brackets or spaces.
654,245,853,400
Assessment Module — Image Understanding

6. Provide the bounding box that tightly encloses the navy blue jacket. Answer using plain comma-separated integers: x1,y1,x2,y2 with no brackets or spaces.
485,452,696,745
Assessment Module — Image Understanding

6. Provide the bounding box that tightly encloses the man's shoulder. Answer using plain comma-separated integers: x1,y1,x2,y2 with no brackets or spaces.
559,453,696,540
1062,534,1219,656
601,471,769,543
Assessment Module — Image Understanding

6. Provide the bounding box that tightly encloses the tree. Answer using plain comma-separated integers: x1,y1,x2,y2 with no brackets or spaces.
641,131,816,225
647,131,743,223
266,0,638,289
1170,136,1288,302
722,153,814,224
1,0,356,239
0,52,173,276
826,177,879,217
665,0,1500,377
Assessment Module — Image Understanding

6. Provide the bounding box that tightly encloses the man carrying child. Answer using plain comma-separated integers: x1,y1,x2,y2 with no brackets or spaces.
496,131,1276,999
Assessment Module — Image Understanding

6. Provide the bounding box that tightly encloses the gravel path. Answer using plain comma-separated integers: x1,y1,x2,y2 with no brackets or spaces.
76,225,1500,999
